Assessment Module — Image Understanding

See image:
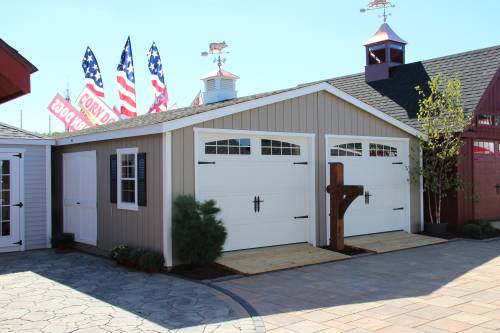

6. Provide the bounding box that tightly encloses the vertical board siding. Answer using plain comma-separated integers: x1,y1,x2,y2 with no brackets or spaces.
53,134,163,253
0,144,48,250
172,91,422,246
23,146,48,249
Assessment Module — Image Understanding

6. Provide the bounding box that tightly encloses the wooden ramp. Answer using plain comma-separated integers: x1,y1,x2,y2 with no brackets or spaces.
216,243,349,275
346,231,447,253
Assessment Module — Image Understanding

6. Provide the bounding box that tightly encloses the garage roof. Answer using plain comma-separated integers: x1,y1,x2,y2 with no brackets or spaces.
54,45,500,142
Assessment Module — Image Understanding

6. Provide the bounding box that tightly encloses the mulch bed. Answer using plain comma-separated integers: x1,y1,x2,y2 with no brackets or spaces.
321,245,372,256
171,263,237,280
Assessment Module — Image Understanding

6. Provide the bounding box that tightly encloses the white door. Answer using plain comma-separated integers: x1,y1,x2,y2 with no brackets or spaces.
63,151,97,245
326,136,410,238
196,131,313,251
0,153,21,249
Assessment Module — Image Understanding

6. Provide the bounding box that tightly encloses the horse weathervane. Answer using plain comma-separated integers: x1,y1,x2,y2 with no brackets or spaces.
201,41,230,71
360,1,396,22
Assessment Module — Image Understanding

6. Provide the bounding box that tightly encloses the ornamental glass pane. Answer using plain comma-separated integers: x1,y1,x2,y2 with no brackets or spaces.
261,139,301,156
473,141,495,155
330,143,362,157
205,138,252,155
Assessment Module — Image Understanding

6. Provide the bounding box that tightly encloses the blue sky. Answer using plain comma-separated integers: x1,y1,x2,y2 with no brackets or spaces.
1,0,499,134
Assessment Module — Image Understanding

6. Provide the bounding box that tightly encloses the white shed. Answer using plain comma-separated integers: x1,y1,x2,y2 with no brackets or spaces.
0,122,53,252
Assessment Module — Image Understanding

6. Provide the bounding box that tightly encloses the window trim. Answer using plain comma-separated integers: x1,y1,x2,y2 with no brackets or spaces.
116,147,139,211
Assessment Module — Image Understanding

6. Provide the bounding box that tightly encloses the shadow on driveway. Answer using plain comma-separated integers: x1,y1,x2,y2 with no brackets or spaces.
215,239,500,330
0,250,252,332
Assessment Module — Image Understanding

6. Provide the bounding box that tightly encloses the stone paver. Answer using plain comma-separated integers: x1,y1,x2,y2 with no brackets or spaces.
0,250,256,332
216,239,500,333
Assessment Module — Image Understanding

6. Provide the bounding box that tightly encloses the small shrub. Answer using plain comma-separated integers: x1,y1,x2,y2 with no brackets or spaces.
463,223,482,237
469,220,495,234
129,248,147,266
51,233,74,249
173,195,227,266
110,245,131,264
137,251,165,272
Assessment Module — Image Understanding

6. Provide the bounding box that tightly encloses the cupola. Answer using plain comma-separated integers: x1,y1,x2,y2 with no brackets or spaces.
201,68,239,104
364,23,407,82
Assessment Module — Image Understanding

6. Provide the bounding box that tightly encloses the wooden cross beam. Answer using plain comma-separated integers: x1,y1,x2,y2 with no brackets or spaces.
326,162,364,251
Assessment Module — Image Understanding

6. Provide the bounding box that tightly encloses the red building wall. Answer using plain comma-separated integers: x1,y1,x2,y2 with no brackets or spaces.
444,69,500,228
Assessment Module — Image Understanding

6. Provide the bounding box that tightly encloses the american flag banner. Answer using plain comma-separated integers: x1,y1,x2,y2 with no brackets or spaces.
146,42,168,112
82,47,105,98
116,36,137,118
191,90,203,106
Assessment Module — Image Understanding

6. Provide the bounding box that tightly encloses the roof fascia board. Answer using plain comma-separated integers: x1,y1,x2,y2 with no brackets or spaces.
0,139,55,145
56,82,420,145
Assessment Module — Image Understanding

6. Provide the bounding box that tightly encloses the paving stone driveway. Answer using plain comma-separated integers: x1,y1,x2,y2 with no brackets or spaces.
216,239,500,333
0,250,256,333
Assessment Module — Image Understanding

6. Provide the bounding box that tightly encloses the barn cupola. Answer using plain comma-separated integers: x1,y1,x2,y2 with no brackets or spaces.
364,23,407,82
201,67,239,104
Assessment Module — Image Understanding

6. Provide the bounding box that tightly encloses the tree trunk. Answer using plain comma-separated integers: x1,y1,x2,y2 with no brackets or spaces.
427,191,434,224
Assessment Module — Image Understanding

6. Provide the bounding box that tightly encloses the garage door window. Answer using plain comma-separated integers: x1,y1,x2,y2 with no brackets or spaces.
261,139,300,156
369,143,398,157
331,143,362,156
205,139,251,155
473,141,495,155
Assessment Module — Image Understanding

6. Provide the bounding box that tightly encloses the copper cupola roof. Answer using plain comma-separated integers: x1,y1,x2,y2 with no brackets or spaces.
363,23,407,46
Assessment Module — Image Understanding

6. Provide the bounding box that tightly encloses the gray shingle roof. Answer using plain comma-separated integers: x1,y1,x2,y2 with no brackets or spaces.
0,122,46,140
328,45,500,129
55,45,500,139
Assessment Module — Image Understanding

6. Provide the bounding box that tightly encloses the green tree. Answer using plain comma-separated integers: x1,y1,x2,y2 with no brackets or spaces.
172,195,227,265
414,75,471,225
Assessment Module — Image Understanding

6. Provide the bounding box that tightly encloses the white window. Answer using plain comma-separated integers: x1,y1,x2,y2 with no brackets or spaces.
331,143,362,156
117,148,138,211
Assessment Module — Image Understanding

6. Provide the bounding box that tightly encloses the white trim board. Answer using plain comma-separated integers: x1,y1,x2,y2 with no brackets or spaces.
56,82,421,146
0,139,55,145
162,132,173,267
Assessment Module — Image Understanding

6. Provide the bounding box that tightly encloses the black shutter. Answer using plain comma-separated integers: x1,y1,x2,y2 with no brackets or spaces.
137,153,147,206
110,154,117,203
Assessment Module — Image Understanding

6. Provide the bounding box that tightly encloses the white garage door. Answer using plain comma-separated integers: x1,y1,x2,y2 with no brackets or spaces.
196,130,314,251
326,136,410,238
63,151,97,246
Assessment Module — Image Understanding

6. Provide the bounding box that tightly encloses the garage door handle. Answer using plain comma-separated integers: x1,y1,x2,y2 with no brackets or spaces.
294,215,309,219
392,162,403,165
393,207,404,210
198,161,216,165
293,162,308,165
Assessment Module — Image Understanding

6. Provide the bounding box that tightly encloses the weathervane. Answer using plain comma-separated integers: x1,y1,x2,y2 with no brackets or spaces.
360,1,395,22
201,41,230,72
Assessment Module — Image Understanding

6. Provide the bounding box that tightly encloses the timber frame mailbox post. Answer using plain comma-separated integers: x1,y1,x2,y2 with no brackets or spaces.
326,163,364,251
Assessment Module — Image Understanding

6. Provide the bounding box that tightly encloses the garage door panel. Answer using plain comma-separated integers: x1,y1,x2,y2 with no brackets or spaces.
326,137,410,238
197,131,312,251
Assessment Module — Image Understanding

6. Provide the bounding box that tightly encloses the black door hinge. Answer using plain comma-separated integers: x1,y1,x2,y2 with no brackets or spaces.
198,161,216,165
293,162,308,165
12,240,22,246
13,202,23,208
13,153,22,159
392,162,403,165
393,207,404,210
294,215,309,219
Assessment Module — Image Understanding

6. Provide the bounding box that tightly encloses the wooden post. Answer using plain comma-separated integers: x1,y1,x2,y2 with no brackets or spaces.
326,163,363,251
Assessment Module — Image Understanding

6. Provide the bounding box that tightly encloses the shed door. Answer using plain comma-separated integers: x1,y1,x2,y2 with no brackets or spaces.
63,151,97,245
326,137,410,237
0,153,21,249
473,140,500,220
196,132,312,251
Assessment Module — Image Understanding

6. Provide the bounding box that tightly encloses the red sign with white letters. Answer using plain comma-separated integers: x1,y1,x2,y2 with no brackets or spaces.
47,94,93,131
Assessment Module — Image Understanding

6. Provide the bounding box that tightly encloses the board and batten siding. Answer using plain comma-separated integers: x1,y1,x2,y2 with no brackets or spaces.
172,91,422,245
53,134,163,253
0,144,49,250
